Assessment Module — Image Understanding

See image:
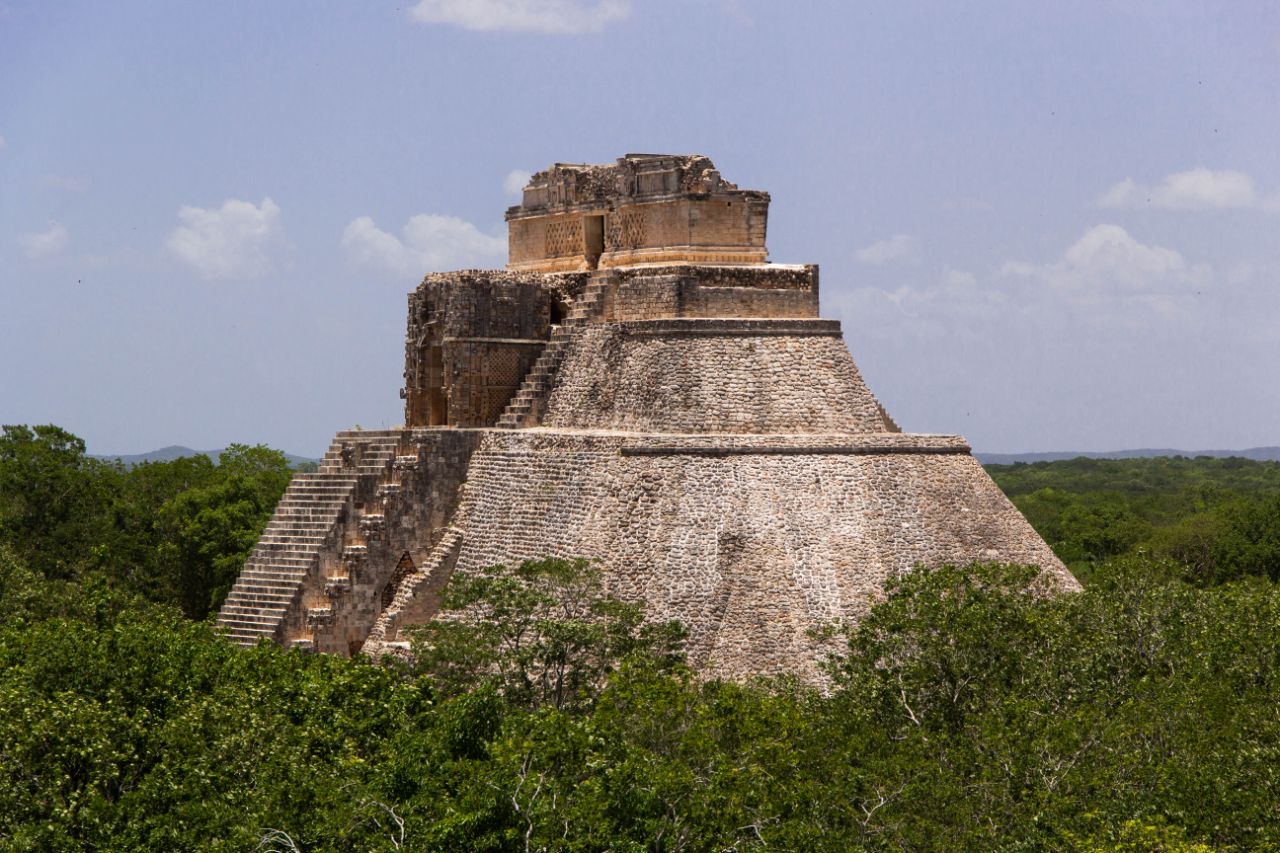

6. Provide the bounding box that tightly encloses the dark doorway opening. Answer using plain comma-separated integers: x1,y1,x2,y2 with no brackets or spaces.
550,299,568,326
583,215,605,269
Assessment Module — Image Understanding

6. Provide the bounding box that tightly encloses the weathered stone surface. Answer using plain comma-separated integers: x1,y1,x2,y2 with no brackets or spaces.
507,154,770,272
218,153,1077,683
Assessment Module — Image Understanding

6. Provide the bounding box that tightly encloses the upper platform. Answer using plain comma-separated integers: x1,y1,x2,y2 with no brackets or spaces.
506,154,770,272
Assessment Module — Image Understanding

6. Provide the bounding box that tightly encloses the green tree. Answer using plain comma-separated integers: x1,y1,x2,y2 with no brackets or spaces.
0,424,116,579
155,444,292,619
408,557,687,711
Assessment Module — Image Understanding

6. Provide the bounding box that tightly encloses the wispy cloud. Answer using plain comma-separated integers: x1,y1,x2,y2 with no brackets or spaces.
1099,167,1276,211
0,134,6,152
855,233,920,265
167,197,284,280
1000,224,1207,315
341,214,506,275
850,224,1209,337
19,221,69,260
409,0,630,34
504,169,532,196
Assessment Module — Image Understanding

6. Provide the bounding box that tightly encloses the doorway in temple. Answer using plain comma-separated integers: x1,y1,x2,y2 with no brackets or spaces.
583,214,604,269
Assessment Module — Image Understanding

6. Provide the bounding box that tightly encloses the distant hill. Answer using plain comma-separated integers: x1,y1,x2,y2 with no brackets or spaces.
94,445,319,469
976,447,1280,465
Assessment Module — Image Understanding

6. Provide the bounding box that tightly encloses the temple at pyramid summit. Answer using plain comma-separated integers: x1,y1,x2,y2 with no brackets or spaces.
217,154,1077,681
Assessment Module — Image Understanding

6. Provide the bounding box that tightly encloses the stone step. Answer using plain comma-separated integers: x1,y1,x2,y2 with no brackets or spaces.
223,589,296,604
218,607,287,623
244,560,315,574
229,568,303,581
224,593,298,607
217,620,280,635
263,523,337,534
244,560,317,573
225,581,300,596
228,575,303,589
238,564,308,577
218,600,289,615
276,496,351,506
257,536,328,546
221,629,276,646
270,507,346,518
221,625,271,637
269,511,345,522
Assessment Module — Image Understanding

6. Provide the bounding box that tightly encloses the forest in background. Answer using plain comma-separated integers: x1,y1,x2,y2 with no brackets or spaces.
3,424,1280,851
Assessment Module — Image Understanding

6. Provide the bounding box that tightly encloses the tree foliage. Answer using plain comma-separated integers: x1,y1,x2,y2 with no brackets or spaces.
988,455,1280,585
5,434,1280,848
409,557,686,711
0,425,292,617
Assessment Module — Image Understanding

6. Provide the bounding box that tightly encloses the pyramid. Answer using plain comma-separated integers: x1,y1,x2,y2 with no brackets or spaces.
217,154,1076,680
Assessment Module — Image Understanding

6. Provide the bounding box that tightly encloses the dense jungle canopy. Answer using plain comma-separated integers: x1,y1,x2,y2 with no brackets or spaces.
3,424,1280,851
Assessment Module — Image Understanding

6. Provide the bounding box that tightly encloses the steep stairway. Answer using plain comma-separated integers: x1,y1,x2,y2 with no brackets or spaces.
215,430,404,648
496,272,611,429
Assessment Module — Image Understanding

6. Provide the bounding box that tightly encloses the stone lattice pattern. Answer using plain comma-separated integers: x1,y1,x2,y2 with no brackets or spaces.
219,153,1077,683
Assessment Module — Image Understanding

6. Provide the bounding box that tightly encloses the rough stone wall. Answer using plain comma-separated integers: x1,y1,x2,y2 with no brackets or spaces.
506,154,770,272
539,319,895,434
603,264,818,321
300,429,481,654
403,271,589,427
375,430,1076,682
225,153,1079,683
614,264,816,291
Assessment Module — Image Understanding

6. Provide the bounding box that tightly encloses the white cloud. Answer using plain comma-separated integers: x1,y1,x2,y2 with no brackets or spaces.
847,224,1209,339
504,169,532,196
855,233,920,265
1003,224,1198,288
0,134,6,152
19,220,69,260
409,0,629,34
1098,168,1265,210
1000,224,1208,318
877,268,1004,320
341,214,506,275
166,197,284,280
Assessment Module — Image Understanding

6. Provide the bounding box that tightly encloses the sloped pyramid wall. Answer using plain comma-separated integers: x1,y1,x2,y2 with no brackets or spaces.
219,154,1075,681
365,272,1077,682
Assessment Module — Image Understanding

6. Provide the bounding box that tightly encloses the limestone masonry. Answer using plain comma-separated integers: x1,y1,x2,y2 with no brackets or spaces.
217,154,1078,681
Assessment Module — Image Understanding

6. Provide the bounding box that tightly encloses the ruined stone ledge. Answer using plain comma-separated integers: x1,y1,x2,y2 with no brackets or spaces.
505,190,771,220
599,246,768,269
440,337,547,346
615,318,842,337
619,445,965,457
617,432,967,454
613,263,816,291
445,428,969,454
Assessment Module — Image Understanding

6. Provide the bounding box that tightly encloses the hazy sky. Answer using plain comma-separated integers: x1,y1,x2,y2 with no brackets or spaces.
2,1,1277,456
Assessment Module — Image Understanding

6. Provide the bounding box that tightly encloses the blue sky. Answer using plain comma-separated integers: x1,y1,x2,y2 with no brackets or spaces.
1,1,1277,456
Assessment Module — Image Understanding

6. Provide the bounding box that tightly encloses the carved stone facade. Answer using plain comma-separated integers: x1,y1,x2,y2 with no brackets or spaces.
507,154,770,272
217,154,1077,682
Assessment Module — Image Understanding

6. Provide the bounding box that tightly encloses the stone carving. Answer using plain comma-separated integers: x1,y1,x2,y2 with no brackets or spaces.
216,154,1077,682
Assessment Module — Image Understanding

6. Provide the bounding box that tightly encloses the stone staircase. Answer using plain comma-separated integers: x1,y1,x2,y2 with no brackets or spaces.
876,401,902,433
496,272,611,429
215,429,405,648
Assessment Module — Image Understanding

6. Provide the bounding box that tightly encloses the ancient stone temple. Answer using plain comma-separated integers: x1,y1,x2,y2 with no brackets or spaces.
217,154,1077,681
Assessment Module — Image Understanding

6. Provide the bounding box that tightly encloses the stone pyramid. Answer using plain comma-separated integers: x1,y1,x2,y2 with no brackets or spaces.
217,154,1076,681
